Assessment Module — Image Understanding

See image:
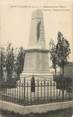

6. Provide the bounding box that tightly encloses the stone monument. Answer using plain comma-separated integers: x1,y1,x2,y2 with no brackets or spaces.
20,10,51,79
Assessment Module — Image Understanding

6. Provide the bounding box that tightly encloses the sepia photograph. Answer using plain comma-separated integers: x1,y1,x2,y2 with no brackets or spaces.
0,0,73,117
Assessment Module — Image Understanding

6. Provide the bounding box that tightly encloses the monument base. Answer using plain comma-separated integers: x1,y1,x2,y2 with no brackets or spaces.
20,72,53,81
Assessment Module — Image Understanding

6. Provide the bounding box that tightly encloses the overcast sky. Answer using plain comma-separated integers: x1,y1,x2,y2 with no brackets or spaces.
0,1,73,61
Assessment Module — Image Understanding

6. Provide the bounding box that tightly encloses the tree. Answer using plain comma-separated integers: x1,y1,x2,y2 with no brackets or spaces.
6,43,14,82
56,32,71,98
0,47,5,81
49,40,58,75
49,32,71,99
56,32,71,75
49,32,71,75
15,47,25,81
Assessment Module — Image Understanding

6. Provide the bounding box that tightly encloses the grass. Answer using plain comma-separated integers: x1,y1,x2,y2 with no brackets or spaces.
0,108,72,117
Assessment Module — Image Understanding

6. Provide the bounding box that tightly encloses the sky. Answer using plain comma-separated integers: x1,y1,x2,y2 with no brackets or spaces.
0,0,73,61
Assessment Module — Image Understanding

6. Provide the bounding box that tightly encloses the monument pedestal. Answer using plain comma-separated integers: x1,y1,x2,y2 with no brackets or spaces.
20,49,52,80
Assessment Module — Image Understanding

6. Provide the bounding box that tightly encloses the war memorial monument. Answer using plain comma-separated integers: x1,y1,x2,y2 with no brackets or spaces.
20,10,51,80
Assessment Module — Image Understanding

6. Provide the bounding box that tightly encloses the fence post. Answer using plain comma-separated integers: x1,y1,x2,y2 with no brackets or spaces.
37,79,39,103
62,79,64,101
62,90,64,100
24,78,25,104
44,80,45,101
